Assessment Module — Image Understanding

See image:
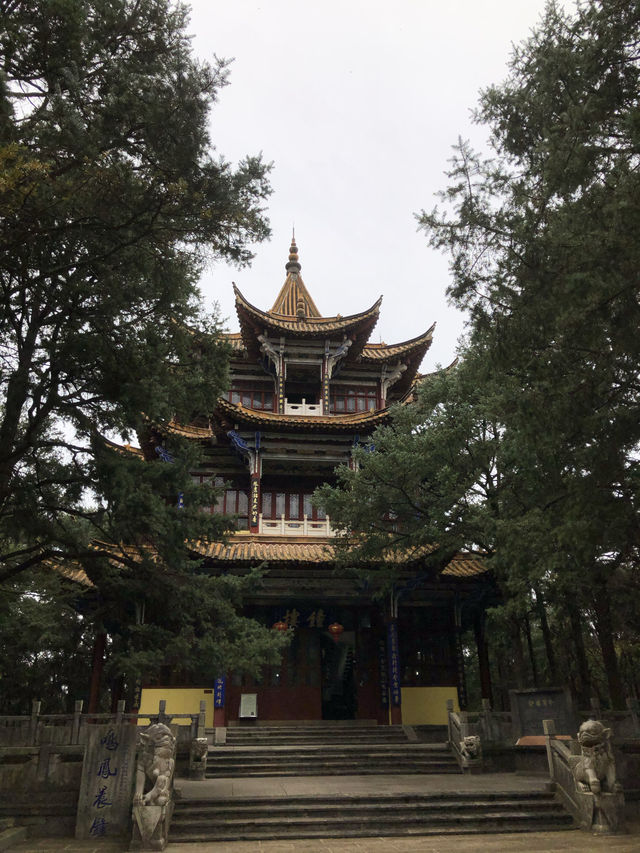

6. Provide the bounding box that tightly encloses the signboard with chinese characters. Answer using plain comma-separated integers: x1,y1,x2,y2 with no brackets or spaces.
509,687,575,739
75,724,137,840
322,369,330,414
214,677,226,709
249,476,260,528
270,606,330,629
277,370,284,413
387,621,401,707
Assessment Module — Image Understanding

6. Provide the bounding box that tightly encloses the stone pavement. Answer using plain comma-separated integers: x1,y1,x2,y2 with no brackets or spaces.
10,771,640,853
10,830,640,853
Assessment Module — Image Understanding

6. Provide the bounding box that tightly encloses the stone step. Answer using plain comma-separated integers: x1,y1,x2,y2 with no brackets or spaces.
225,733,409,744
205,765,460,777
225,725,407,736
207,754,456,766
171,793,573,842
0,824,28,852
175,794,563,820
206,743,458,776
210,743,449,755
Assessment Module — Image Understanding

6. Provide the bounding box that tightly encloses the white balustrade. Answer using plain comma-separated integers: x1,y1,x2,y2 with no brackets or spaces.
284,398,323,416
258,513,334,536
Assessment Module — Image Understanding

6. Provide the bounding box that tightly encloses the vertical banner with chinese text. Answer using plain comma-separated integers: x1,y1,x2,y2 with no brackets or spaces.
378,639,389,708
249,475,260,531
387,620,401,707
214,677,226,709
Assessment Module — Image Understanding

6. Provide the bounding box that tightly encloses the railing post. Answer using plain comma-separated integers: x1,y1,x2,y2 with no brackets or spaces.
29,700,41,745
72,700,83,744
543,718,556,783
116,699,125,726
197,700,206,740
480,697,490,742
158,699,167,725
446,699,454,745
626,696,639,736
459,710,470,740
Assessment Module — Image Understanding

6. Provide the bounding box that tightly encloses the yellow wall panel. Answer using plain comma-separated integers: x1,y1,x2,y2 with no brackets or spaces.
400,687,459,725
138,687,214,728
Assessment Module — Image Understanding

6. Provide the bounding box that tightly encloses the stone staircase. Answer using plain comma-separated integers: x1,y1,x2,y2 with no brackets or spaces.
170,791,574,843
206,724,459,777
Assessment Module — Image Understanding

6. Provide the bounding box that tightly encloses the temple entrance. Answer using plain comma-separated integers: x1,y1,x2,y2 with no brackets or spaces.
321,630,357,719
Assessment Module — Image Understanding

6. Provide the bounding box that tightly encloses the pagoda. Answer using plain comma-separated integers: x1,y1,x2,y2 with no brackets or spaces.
139,237,489,726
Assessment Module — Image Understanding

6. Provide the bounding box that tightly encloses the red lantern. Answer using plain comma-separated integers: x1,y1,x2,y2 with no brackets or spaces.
272,620,288,632
328,622,344,642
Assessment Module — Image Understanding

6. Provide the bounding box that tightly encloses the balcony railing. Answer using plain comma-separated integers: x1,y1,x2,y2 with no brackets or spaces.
284,398,323,416
258,514,334,537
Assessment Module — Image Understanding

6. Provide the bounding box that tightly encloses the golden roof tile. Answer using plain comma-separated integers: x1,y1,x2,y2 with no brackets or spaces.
189,536,487,576
104,439,145,459
361,324,435,361
234,284,382,337
166,421,214,439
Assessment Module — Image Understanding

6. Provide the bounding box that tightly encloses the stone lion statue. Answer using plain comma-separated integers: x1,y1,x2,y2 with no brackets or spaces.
190,737,208,762
570,719,622,795
133,723,176,807
460,735,482,760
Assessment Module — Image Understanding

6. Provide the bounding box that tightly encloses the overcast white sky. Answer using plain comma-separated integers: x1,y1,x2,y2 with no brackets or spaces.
187,0,569,369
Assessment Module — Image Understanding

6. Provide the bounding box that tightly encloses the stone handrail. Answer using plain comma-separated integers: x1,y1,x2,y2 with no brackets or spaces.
543,718,624,834
0,699,201,747
446,700,482,771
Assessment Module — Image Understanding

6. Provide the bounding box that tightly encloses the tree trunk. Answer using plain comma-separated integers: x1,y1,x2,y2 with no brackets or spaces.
510,617,527,688
564,595,591,708
591,578,625,709
474,611,493,704
533,586,557,682
524,613,539,687
88,631,106,714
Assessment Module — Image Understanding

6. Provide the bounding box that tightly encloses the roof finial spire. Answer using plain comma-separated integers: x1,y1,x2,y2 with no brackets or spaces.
286,230,301,274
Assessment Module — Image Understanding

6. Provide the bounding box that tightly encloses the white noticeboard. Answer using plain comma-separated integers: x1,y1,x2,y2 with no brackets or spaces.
239,693,258,718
